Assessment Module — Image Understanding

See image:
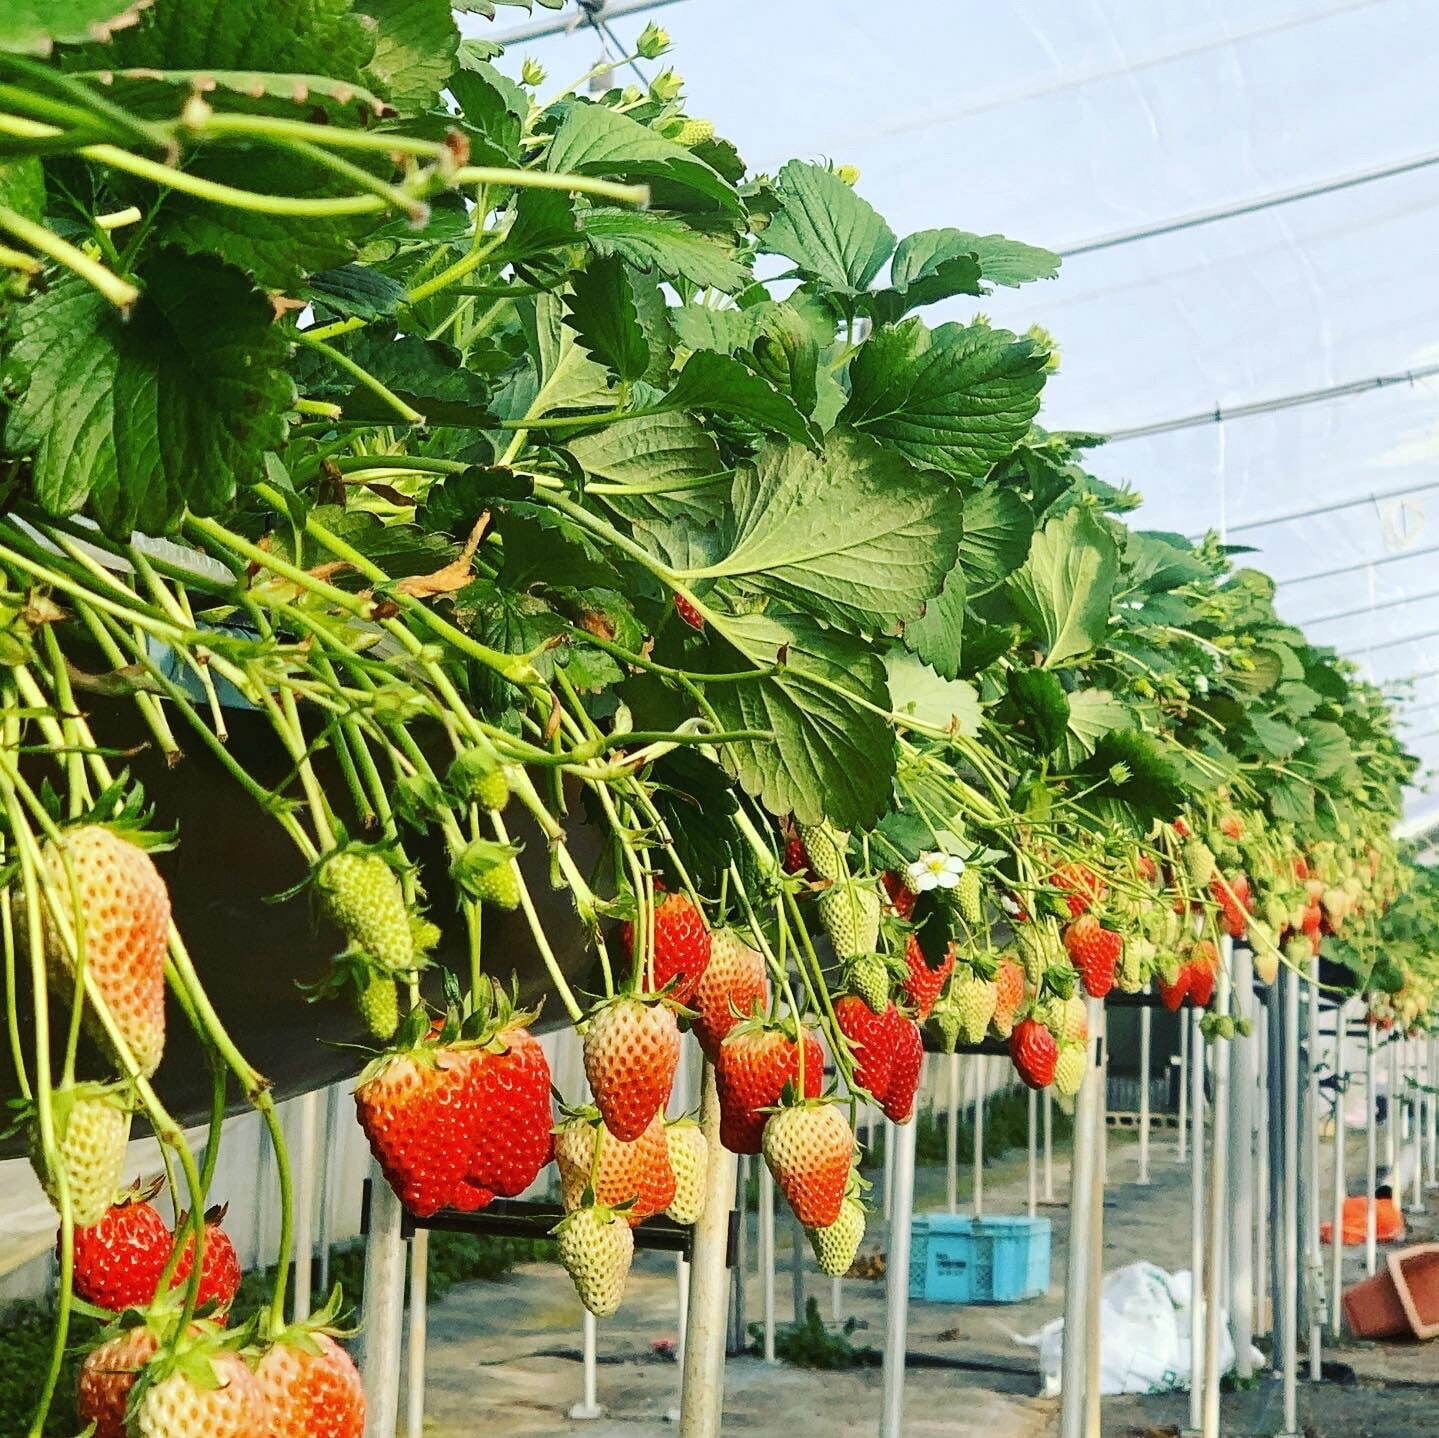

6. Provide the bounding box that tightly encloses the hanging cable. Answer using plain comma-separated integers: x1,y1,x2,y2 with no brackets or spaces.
1275,543,1439,589
489,0,687,46
1301,583,1439,630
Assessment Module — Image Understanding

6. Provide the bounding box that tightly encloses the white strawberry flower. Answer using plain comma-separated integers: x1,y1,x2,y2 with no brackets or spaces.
907,851,965,891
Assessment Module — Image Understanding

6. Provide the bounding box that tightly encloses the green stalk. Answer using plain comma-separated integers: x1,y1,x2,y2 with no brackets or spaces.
0,203,137,309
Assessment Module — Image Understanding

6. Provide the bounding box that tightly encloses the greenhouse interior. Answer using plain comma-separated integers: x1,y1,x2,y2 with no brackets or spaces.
0,0,1435,1434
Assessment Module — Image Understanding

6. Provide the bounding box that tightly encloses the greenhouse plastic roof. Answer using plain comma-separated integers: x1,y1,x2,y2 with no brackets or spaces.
475,0,1439,819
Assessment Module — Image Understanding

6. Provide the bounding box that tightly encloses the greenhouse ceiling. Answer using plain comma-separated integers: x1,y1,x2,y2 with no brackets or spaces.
478,0,1439,818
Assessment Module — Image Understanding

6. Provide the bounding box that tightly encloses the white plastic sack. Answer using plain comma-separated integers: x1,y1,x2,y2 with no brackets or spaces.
1020,1262,1244,1396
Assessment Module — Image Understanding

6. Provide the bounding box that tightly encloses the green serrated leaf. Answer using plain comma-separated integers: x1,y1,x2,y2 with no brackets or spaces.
75,67,389,119
885,652,982,735
358,0,458,114
0,158,43,220
659,349,815,445
305,263,406,320
566,412,728,527
448,56,527,166
297,329,494,425
545,101,740,214
563,256,649,384
1005,667,1069,754
840,317,1047,481
867,228,984,322
683,431,963,633
1007,506,1116,668
1,0,152,56
1062,689,1129,764
581,208,749,293
942,231,1061,288
4,256,293,535
704,611,894,829
903,561,965,679
759,161,894,296
958,485,1033,590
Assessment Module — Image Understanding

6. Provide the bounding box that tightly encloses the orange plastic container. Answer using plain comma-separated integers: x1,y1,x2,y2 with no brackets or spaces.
1343,1243,1439,1340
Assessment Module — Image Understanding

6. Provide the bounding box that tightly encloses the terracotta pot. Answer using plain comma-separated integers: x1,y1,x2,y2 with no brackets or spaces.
0,697,604,1149
1388,1244,1439,1341
1342,1267,1410,1340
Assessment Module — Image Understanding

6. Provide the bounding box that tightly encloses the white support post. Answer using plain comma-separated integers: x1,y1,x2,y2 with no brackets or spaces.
1043,1089,1054,1202
759,1162,776,1363
1281,966,1300,1437
569,1312,602,1421
360,1166,407,1438
1254,1006,1270,1339
972,1057,986,1219
1058,1000,1103,1438
1387,1036,1399,1175
1027,1086,1038,1219
1228,945,1255,1381
1330,1000,1347,1341
405,1230,429,1438
1306,963,1322,1380
1202,953,1232,1438
316,1084,341,1294
1138,1006,1152,1185
882,1111,895,1221
1178,1017,1189,1162
1084,1005,1107,1438
292,1088,318,1322
946,1053,960,1215
679,1064,739,1438
1411,1040,1424,1213
877,1115,918,1438
1188,1005,1205,1434
676,1255,690,1367
1428,1036,1438,1188
1365,1025,1378,1275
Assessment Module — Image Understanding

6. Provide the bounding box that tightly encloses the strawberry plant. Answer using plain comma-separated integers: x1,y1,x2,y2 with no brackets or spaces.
0,0,1430,1426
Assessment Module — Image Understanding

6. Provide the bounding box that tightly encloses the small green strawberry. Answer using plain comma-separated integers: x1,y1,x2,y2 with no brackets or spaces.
452,840,521,911
955,866,983,926
355,966,399,1041
1182,839,1216,888
930,995,961,1053
27,1082,131,1228
447,748,511,811
950,967,998,1045
817,879,881,960
808,1193,865,1276
555,1202,634,1318
844,954,891,1014
797,823,849,883
315,847,412,972
675,117,715,146
1053,1041,1086,1097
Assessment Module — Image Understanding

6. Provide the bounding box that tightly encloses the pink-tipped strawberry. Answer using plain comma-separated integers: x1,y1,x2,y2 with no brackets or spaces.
990,958,1025,1038
880,1011,923,1123
1010,1018,1059,1089
762,1101,853,1229
42,825,169,1076
78,1320,160,1438
691,928,769,1059
901,935,954,1020
555,1110,675,1226
255,1317,366,1438
619,890,711,1006
1048,862,1106,918
715,1021,823,1154
583,996,680,1142
1062,915,1123,998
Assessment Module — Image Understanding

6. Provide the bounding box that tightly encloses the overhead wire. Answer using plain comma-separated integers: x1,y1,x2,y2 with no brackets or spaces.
1275,543,1439,590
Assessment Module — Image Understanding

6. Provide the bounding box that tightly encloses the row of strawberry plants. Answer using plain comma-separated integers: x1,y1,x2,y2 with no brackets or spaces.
0,0,1432,1432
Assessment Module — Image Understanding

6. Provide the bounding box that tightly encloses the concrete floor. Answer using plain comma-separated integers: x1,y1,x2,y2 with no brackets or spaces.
402,1111,1439,1437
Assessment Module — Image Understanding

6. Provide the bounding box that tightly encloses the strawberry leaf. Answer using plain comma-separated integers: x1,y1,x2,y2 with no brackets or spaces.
0,0,152,56
4,255,293,536
759,161,894,297
358,0,459,116
1006,506,1117,669
563,256,650,385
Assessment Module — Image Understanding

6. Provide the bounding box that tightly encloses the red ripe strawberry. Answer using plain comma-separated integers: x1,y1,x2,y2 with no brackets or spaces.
73,1186,170,1311
674,593,705,630
990,958,1025,1038
1210,873,1251,940
762,1102,853,1229
255,1329,365,1438
1063,915,1122,999
1186,940,1220,1008
1010,1018,1059,1089
1049,862,1106,918
692,928,769,1059
78,1322,159,1438
833,995,896,1101
1218,810,1244,841
880,870,916,920
42,825,169,1076
354,1041,480,1218
464,1022,554,1202
1301,901,1322,943
1136,854,1159,884
619,891,711,1006
781,821,812,878
555,1112,675,1226
880,1011,923,1123
1293,854,1310,881
1173,817,1192,838
1156,961,1190,1011
583,997,680,1142
901,935,954,1020
715,1023,823,1154
172,1205,241,1313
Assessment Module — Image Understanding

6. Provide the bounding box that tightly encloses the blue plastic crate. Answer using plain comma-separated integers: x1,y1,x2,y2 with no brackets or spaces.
907,1214,1051,1303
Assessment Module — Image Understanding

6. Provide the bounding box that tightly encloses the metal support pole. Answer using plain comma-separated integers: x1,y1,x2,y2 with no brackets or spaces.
1254,1005,1269,1339
946,1053,960,1214
1084,1003,1107,1438
1267,982,1284,1352
1365,1026,1378,1275
293,1089,318,1322
1281,965,1300,1437
1387,1037,1399,1174
1202,951,1233,1438
316,1084,341,1294
972,1057,985,1218
878,1115,918,1438
1228,946,1255,1380
831,1275,844,1323
360,1165,406,1438
677,1255,690,1366
1058,1000,1103,1438
1138,1006,1152,1185
405,1231,428,1438
1044,1090,1055,1202
1027,1086,1038,1219
1411,1040,1424,1212
730,1156,747,1356
1179,1018,1190,1163
790,1215,804,1322
759,1162,776,1363
1428,1036,1438,1188
882,1111,894,1221
1188,1006,1205,1433
680,1064,739,1438
569,1312,602,1420
1330,1000,1347,1340
1305,964,1322,1379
